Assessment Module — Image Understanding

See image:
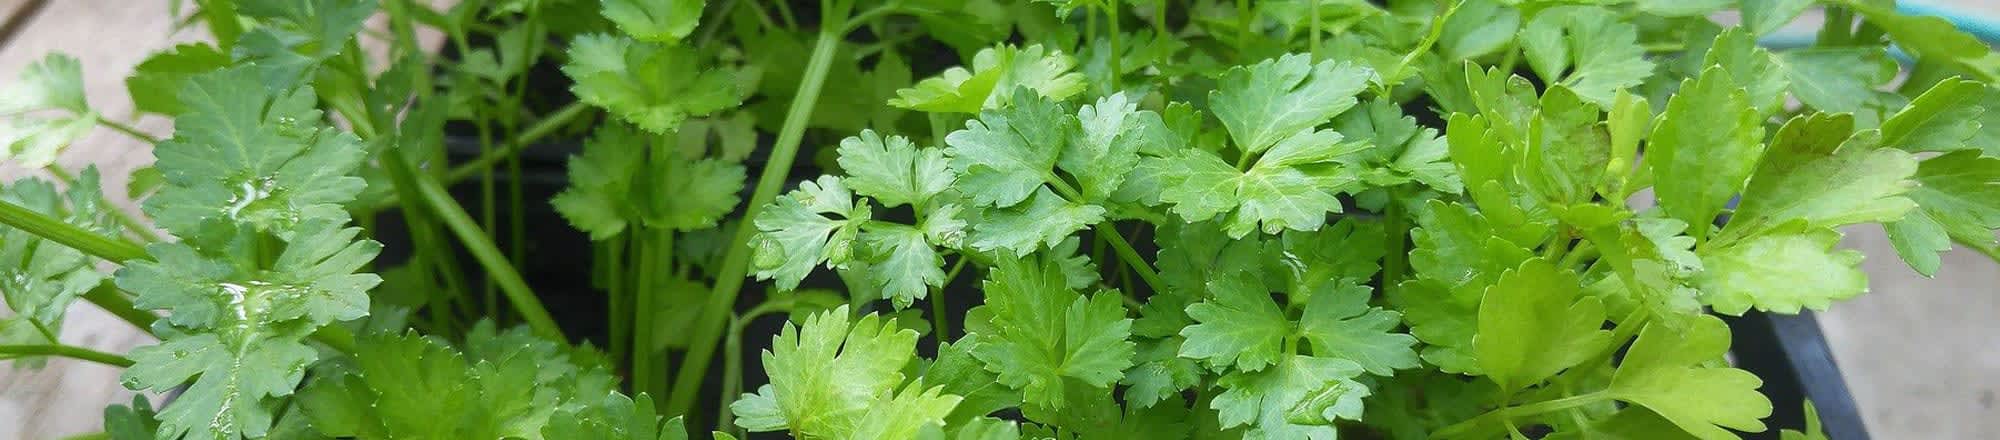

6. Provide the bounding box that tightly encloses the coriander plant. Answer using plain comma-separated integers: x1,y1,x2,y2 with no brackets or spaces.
0,0,1994,439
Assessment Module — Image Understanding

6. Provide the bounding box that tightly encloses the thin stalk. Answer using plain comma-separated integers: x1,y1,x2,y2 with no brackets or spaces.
98,119,159,145
0,198,146,262
931,257,968,343
1381,199,1410,295
1309,0,1321,57
632,228,663,399
1437,392,1611,437
44,165,164,243
0,344,133,368
667,21,846,416
719,314,748,438
1094,223,1163,294
477,107,499,319
1106,1,1122,91
81,283,153,331
364,101,588,211
608,234,629,365
382,147,564,340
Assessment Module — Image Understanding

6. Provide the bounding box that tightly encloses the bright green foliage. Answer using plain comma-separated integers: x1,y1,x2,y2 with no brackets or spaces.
553,123,747,239
126,44,230,116
837,130,955,209
1474,259,1611,392
563,33,741,134
1887,151,2000,276
1178,272,1289,372
1724,114,1918,240
1880,78,1987,153
143,68,367,238
1648,66,1765,241
751,176,872,291
1607,316,1772,440
1518,6,1654,105
1772,48,1898,117
1208,54,1370,156
1298,284,1419,376
1148,129,1362,237
944,91,1077,208
545,393,691,440
890,44,1086,113
0,170,114,351
0,53,98,168
732,306,960,438
1696,228,1867,315
601,0,704,43
120,219,381,440
968,255,1134,410
1781,402,1830,440
1209,354,1369,440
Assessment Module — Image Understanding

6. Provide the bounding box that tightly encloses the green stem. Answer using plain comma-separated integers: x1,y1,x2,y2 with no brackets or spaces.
0,198,146,262
633,228,669,400
45,165,164,243
1309,0,1321,57
81,282,154,331
98,119,159,145
1382,0,1462,91
1094,223,1164,294
364,101,588,211
1436,392,1611,437
608,235,629,365
667,21,846,417
0,344,133,368
1382,199,1410,295
931,257,967,343
1106,1,1122,91
382,146,564,340
719,314,748,438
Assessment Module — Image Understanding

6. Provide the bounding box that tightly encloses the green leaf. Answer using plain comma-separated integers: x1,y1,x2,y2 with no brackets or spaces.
544,392,689,440
553,124,648,239
1150,129,1361,237
0,53,99,169
969,255,1135,410
1695,227,1866,315
733,306,957,438
1121,336,1201,408
0,170,114,353
1781,402,1829,440
1299,284,1418,376
751,176,872,291
555,123,746,237
120,220,380,440
944,90,1072,208
1648,65,1765,241
890,44,1087,113
1208,54,1371,155
563,33,740,134
1637,0,1730,16
968,187,1107,257
1332,100,1459,194
0,52,88,114
1519,86,1611,206
1518,6,1655,106
1773,48,1898,116
838,130,956,209
144,67,367,237
1474,258,1611,392
1178,272,1290,373
1880,77,1986,153
1886,151,2000,276
1702,28,1789,115
926,334,1023,424
1064,93,1172,201
1439,0,1520,60
126,44,231,116
1741,0,1815,35
1209,355,1369,440
601,0,703,43
1608,316,1772,439
856,224,947,308
104,395,162,440
1724,114,1917,241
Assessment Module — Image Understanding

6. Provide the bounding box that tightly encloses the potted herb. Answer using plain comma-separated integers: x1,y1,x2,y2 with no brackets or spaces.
0,0,1994,439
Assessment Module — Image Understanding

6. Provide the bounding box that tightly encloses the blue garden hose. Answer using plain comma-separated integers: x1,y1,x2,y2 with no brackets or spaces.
1759,0,2000,56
